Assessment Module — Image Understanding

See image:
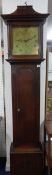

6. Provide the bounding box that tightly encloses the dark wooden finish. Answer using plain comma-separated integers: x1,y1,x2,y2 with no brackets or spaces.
1,6,49,23
10,143,43,175
45,120,52,135
6,57,45,63
11,62,40,146
1,5,49,175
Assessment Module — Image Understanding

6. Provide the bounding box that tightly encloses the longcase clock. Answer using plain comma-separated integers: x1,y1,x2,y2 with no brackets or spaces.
2,6,48,175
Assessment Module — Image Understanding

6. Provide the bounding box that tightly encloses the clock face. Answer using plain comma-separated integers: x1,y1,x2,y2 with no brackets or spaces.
11,27,40,55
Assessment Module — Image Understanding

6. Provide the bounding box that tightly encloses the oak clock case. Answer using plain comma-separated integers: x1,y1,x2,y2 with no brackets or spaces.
2,6,48,175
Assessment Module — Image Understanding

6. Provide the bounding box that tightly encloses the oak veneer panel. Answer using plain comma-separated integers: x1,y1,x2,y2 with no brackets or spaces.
11,64,40,146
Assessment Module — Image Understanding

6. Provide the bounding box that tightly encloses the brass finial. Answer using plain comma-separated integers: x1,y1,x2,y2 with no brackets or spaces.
25,1,27,6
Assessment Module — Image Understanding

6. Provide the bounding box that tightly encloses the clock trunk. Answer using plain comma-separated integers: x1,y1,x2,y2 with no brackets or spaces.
11,63,40,146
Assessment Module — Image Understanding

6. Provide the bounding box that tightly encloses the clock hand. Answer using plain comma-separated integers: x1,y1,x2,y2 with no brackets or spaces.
16,34,38,43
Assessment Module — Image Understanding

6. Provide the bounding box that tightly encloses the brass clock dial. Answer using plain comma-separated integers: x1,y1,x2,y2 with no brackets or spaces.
11,27,39,55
